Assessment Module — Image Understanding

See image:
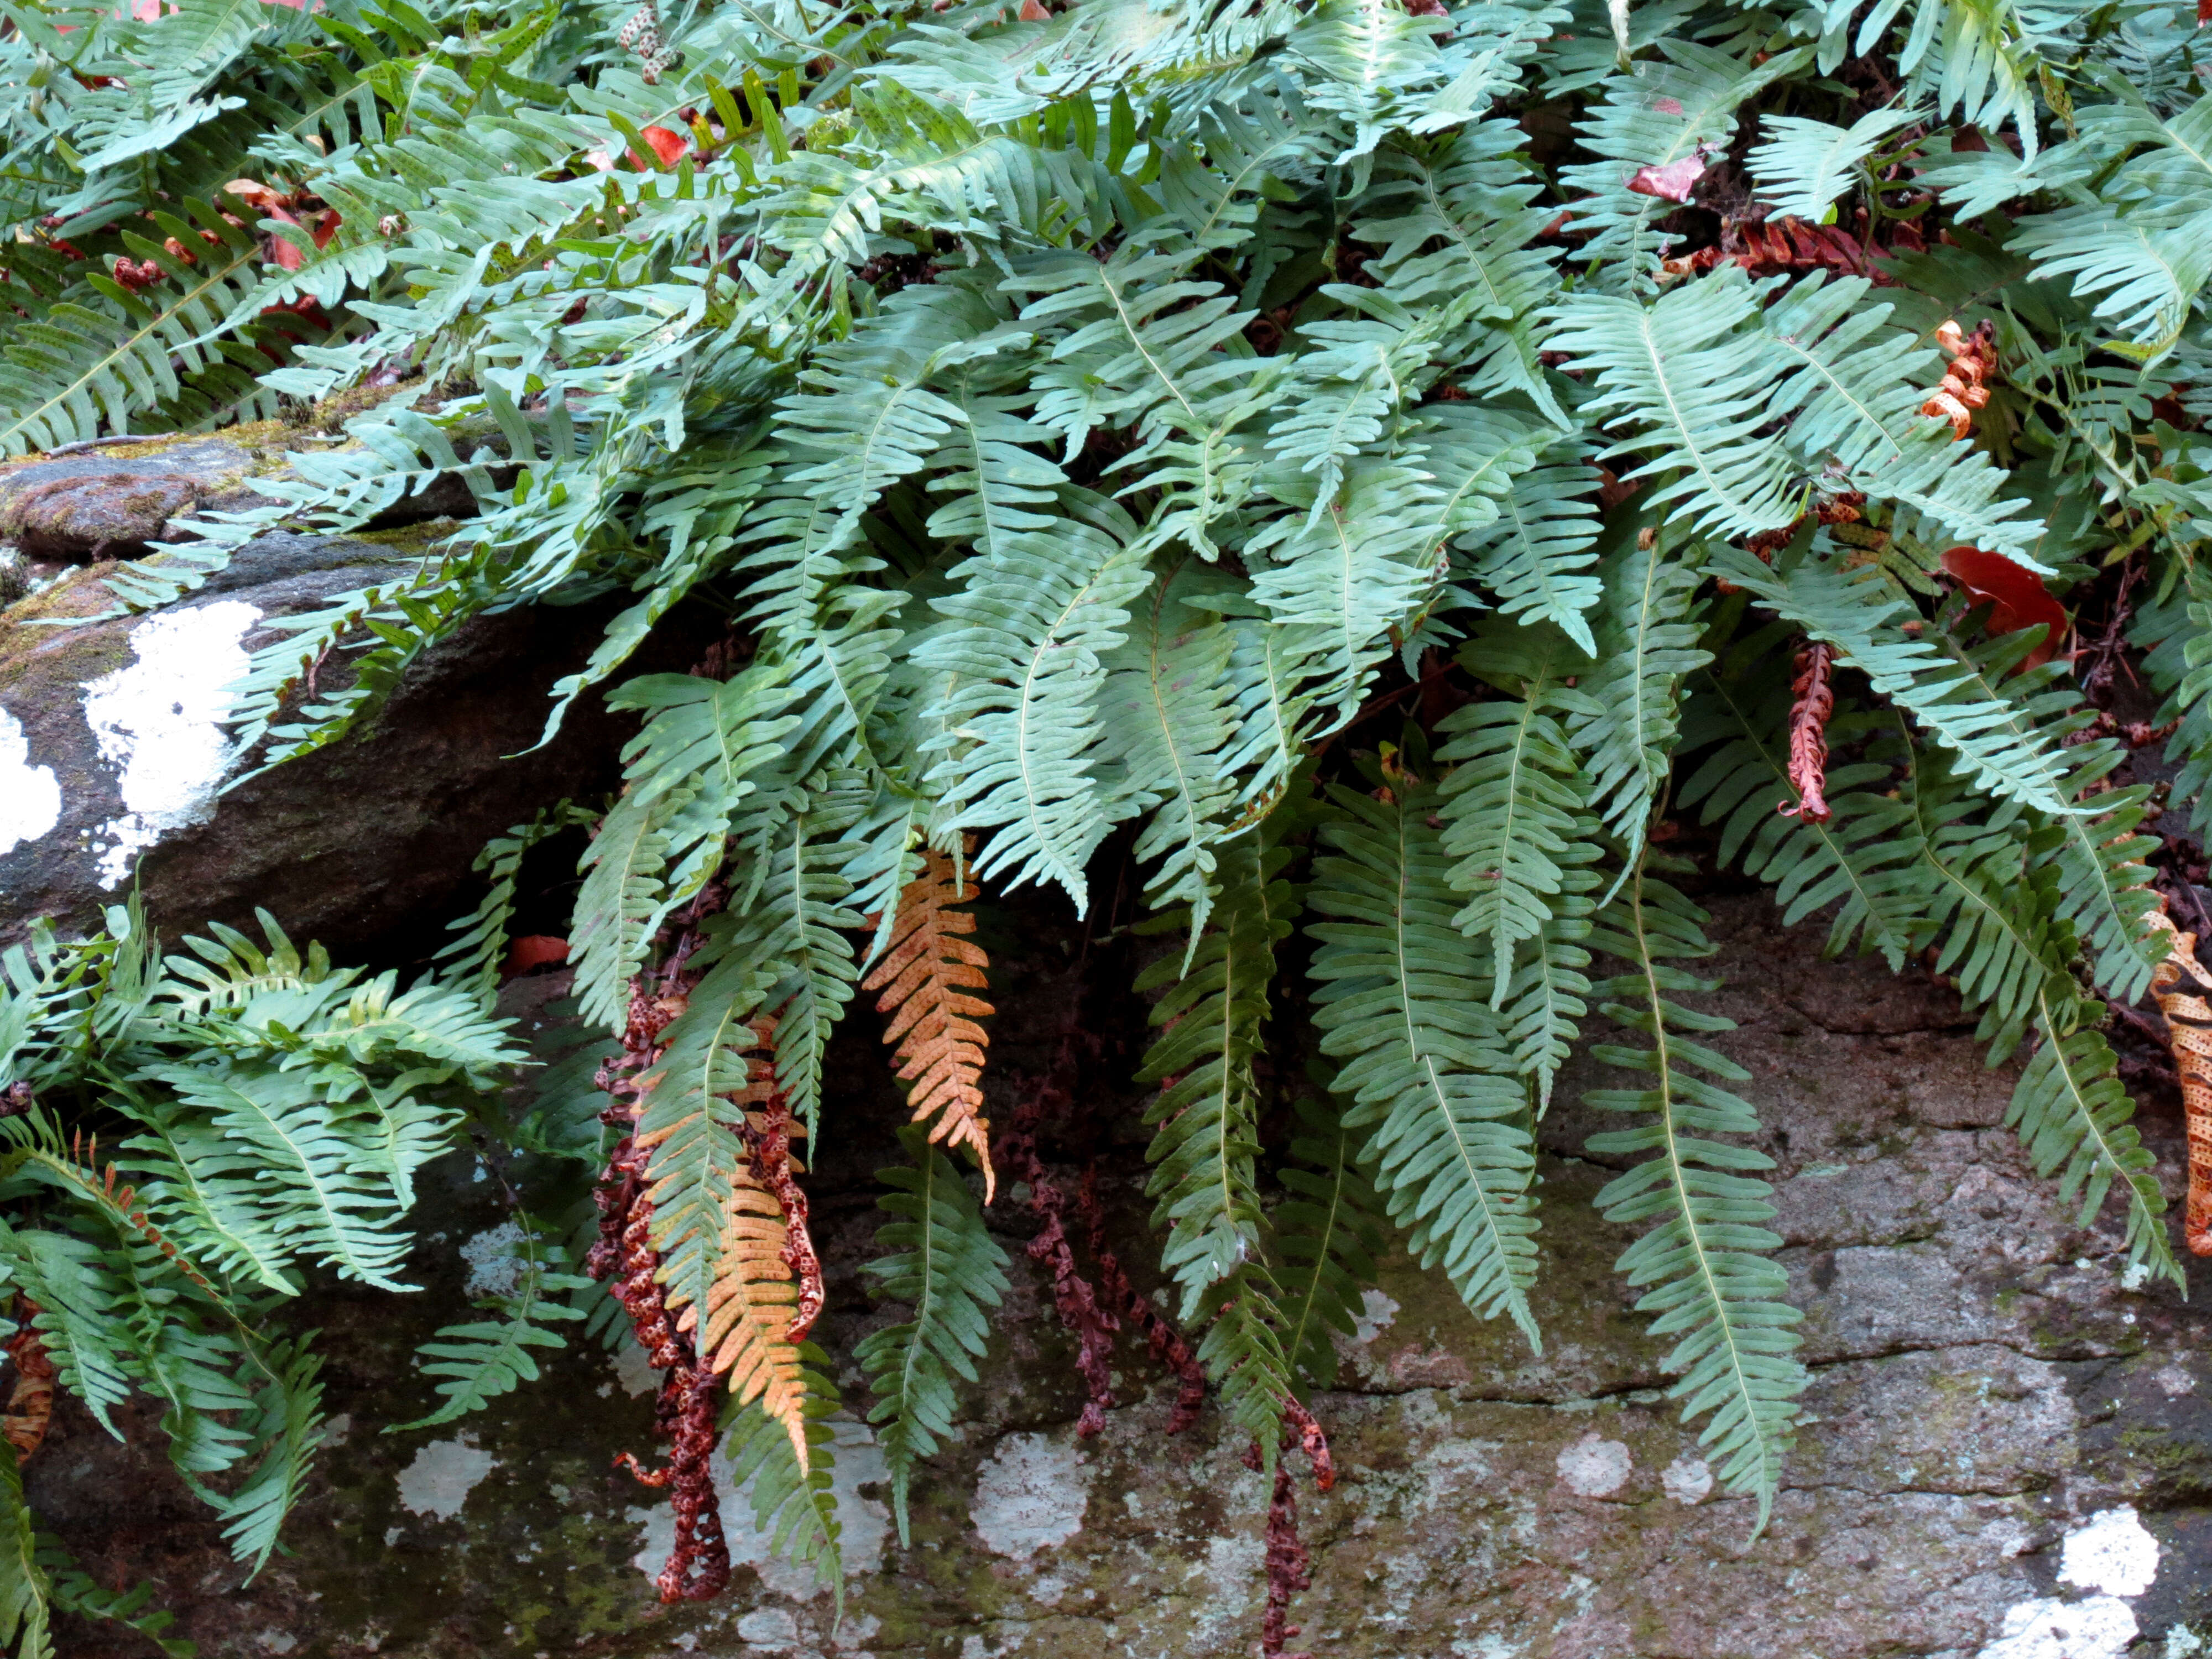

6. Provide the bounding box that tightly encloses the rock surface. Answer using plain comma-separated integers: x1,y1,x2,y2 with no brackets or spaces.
23,892,2212,1659
0,446,674,958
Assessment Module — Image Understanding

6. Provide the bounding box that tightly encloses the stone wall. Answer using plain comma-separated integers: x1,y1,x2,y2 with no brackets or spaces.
23,892,2212,1659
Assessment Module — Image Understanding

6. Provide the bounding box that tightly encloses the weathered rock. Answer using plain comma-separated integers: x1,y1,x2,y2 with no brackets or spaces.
0,437,278,562
0,526,669,958
22,891,2212,1659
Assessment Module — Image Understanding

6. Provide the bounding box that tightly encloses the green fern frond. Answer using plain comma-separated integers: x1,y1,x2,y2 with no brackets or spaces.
389,1223,590,1432
1567,533,1709,854
856,1126,1010,1545
1307,766,1542,1349
2008,989,2180,1289
1274,1087,1386,1393
1438,621,1602,996
1583,854,1805,1529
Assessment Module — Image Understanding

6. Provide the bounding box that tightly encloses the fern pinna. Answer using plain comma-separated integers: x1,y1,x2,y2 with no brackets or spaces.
13,0,2212,1642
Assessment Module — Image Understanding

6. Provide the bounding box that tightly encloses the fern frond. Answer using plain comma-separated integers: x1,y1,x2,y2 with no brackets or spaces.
1567,533,1709,853
1678,650,1926,971
723,1350,844,1600
855,1126,1010,1544
389,1223,590,1432
1307,767,1542,1348
1747,107,1920,223
1547,269,1799,541
859,848,996,1194
0,1454,51,1659
1273,1089,1385,1392
1584,854,1805,1528
1100,561,1243,937
2008,986,2180,1288
1438,621,1601,996
1704,541,2080,818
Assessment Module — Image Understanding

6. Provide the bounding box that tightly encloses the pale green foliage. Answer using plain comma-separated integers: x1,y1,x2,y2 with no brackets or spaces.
7,0,2212,1618
1584,858,1805,1526
857,1127,1011,1544
0,902,521,1639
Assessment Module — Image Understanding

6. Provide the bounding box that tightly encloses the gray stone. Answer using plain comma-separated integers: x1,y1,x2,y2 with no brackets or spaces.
0,524,684,958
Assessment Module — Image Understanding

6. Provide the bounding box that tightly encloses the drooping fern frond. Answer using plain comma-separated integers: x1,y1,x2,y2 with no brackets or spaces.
722,1350,844,1600
1272,1088,1386,1394
2009,984,2179,1288
1134,826,1296,1456
1437,622,1601,996
859,847,997,1196
1583,854,1806,1529
1567,533,1709,856
1307,761,1542,1349
390,1222,591,1432
855,1125,1010,1544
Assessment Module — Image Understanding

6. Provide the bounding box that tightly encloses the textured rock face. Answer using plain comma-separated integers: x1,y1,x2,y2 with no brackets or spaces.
24,893,2212,1659
0,461,667,957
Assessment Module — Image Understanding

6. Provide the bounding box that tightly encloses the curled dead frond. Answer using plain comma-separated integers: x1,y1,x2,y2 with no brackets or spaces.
4,1312,55,1465
2146,911,2212,1256
1923,319,1997,439
1781,641,1838,824
862,846,996,1198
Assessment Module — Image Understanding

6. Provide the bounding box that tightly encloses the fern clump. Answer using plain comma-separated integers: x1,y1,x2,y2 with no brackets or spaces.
8,0,2212,1642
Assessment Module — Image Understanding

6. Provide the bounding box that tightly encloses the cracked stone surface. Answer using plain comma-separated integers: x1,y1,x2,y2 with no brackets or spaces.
24,891,2212,1657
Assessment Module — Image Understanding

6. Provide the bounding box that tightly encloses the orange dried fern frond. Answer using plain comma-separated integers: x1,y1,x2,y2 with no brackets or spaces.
2146,910,2212,1256
4,1311,55,1464
645,1012,812,1472
862,846,996,1198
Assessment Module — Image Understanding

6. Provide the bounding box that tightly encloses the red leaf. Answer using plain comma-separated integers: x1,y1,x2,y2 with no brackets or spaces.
1941,547,2068,666
503,935,571,979
632,125,689,169
1653,96,1685,116
1018,0,1050,17
1626,155,1704,202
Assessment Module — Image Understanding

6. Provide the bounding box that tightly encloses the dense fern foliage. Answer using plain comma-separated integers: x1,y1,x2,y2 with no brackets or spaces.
8,0,2212,1640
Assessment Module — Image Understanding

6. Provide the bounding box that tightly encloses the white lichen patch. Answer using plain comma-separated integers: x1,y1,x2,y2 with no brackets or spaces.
1554,1432,1631,1498
1978,1597,2137,1659
460,1222,526,1297
0,709,60,858
2058,1506,2160,1599
395,1433,496,1522
971,1431,1091,1561
734,1607,800,1646
1351,1287,1400,1344
610,1338,657,1399
81,599,259,888
1660,1453,1713,1506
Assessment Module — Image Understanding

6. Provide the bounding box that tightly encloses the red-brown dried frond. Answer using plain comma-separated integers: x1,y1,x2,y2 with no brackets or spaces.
739,1091,823,1346
585,891,738,1604
4,1313,55,1465
1780,641,1837,825
1081,1166,1205,1433
862,845,995,1198
1923,318,1999,438
2146,910,2212,1256
999,1076,1118,1435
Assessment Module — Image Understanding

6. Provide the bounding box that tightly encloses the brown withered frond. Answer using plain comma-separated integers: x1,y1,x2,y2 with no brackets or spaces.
862,846,996,1198
4,1312,55,1465
644,1012,811,1472
695,1155,809,1471
2146,910,2212,1256
1780,641,1837,825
